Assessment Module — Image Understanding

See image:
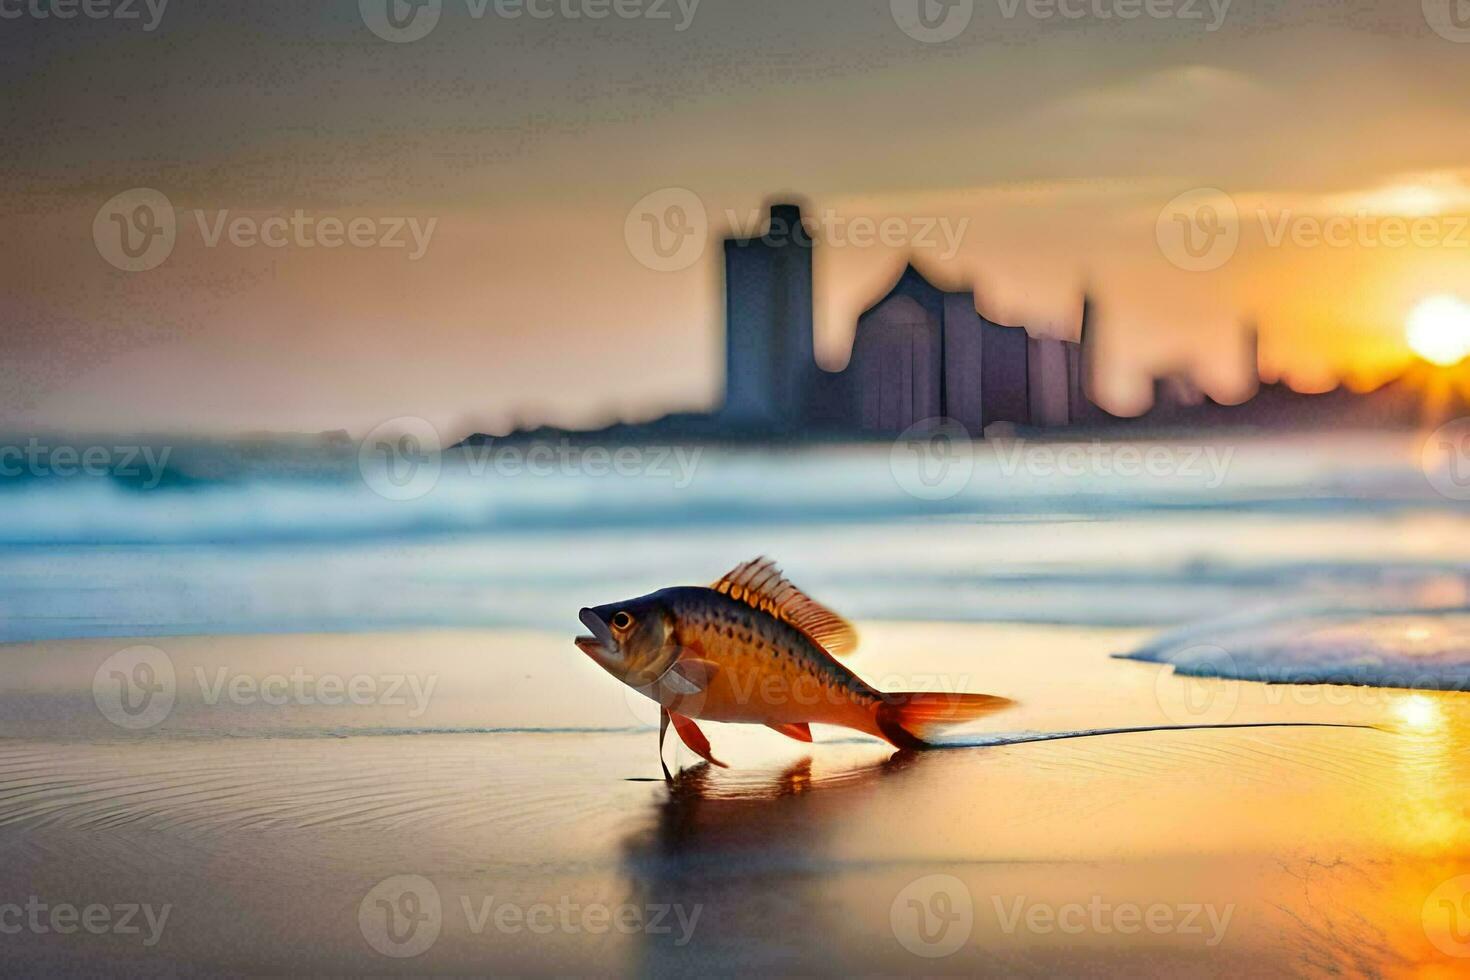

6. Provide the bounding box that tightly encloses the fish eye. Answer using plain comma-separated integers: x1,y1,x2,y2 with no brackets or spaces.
611,611,634,630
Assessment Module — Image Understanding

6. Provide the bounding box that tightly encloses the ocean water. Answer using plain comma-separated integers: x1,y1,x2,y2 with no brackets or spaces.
1,430,1466,690
1,432,1467,975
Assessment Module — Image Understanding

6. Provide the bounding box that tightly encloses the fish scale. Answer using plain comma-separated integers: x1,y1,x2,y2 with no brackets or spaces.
687,590,870,696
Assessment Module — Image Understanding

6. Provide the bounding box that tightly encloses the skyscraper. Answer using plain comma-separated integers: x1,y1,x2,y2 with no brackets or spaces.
718,206,1092,436
721,204,815,429
846,265,1039,434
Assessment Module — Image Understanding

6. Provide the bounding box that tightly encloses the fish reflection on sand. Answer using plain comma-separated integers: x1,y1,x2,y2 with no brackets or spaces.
575,558,1014,775
625,751,931,866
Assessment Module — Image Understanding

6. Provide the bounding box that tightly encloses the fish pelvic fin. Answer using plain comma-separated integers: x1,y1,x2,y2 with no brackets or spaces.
712,556,859,656
875,692,1015,748
766,721,813,743
669,711,729,768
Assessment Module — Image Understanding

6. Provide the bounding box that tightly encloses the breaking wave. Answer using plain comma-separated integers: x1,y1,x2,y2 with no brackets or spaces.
1119,606,1470,691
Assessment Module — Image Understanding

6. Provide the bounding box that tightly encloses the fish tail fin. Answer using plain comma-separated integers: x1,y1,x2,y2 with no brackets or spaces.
874,692,1015,748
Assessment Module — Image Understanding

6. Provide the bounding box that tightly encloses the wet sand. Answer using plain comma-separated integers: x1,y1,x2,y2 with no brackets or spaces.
0,624,1466,976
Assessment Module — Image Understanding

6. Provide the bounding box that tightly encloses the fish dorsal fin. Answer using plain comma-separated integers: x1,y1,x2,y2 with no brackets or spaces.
711,557,859,656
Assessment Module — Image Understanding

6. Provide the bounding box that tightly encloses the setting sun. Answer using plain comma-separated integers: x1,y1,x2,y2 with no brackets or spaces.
1407,296,1470,366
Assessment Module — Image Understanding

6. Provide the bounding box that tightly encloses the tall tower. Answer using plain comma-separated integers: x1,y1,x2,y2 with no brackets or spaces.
1240,323,1261,401
722,204,815,428
1068,296,1101,423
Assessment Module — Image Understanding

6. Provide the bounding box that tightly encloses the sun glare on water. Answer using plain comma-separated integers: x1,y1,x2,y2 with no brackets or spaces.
1407,296,1470,366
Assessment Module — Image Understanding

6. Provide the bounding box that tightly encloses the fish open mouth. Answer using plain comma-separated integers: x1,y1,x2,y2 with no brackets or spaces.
575,607,614,655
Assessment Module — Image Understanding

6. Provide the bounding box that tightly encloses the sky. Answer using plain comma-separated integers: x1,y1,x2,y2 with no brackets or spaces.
5,0,1470,437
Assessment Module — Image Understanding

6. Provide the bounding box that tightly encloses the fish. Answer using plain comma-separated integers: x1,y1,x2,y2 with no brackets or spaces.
574,557,1014,773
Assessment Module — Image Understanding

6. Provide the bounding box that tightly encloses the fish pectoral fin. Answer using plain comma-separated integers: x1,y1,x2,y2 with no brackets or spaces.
766,722,813,743
664,657,719,695
668,711,729,768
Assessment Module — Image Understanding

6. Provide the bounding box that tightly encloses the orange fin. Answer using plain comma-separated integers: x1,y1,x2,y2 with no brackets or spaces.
766,721,813,743
669,711,729,768
875,692,1015,748
711,557,859,656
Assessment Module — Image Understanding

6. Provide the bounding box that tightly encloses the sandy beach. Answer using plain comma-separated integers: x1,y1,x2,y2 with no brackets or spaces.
1,622,1465,976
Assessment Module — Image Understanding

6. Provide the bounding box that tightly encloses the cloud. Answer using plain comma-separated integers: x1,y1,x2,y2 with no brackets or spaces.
1039,65,1270,125
1227,170,1470,219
